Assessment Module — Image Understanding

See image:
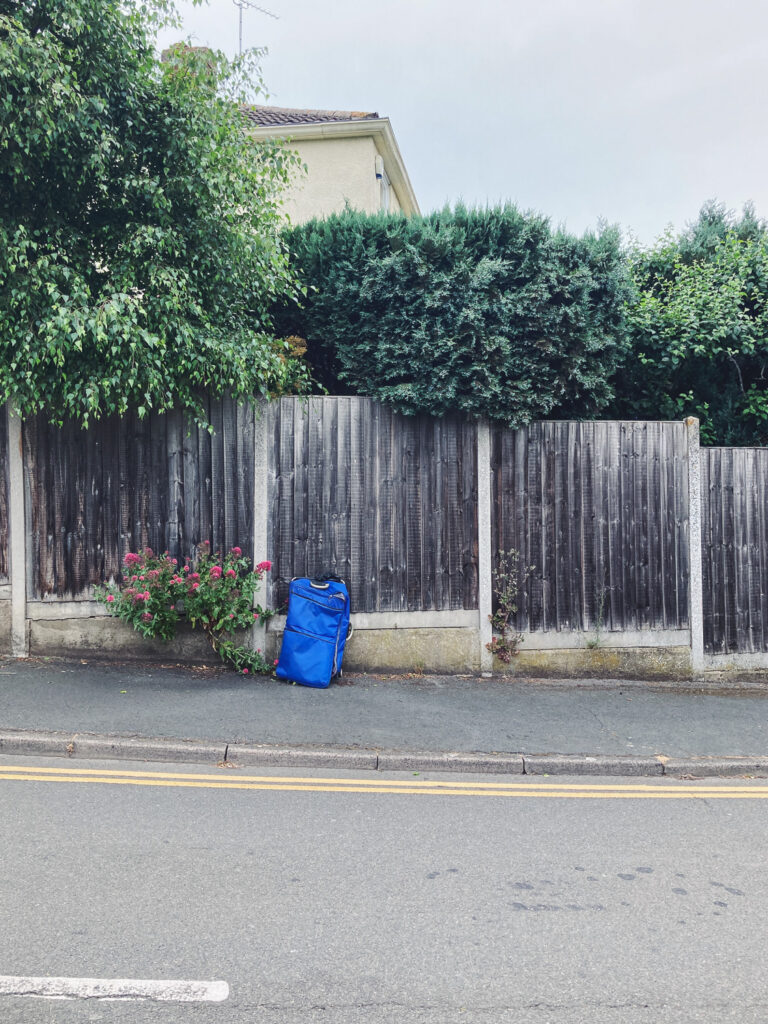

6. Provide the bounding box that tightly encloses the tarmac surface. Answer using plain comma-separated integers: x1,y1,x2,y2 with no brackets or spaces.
1,658,767,776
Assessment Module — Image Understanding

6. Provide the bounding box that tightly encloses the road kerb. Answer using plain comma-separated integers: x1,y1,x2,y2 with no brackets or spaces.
523,754,664,776
662,756,768,777
377,751,524,774
0,729,226,765
70,736,227,764
0,729,71,758
1,728,768,778
224,744,378,770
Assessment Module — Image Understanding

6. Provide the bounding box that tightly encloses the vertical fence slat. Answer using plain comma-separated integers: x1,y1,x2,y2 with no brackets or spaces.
405,415,421,612
701,446,768,655
348,398,365,611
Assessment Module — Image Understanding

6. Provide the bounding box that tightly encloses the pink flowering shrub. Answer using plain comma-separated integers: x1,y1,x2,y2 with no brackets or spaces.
183,541,273,674
97,543,274,674
97,549,185,640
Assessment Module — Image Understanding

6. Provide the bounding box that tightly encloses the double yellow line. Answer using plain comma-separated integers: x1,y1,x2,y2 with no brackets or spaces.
1,763,768,798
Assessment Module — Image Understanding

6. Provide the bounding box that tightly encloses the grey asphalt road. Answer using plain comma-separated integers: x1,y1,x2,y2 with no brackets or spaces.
1,658,768,757
1,755,768,1023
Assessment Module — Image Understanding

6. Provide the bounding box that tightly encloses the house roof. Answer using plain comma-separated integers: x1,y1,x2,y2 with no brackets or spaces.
243,105,380,127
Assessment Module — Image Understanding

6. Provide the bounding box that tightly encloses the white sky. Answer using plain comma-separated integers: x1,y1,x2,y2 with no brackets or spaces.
157,0,768,242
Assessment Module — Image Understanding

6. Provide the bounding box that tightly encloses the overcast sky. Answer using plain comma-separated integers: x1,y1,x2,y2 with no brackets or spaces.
157,0,768,243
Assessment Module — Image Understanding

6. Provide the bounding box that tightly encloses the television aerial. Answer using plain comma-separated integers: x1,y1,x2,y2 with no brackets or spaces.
232,0,278,55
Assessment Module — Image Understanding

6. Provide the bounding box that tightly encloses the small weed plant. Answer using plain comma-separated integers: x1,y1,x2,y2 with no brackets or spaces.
586,584,609,650
487,549,535,664
97,543,275,675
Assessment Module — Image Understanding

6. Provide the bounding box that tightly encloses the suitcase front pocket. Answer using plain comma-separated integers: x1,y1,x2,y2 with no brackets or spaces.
275,626,336,688
285,591,346,637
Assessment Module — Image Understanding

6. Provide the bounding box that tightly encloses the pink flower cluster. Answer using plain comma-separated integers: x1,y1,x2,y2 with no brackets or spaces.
256,560,272,573
231,546,242,556
210,565,222,579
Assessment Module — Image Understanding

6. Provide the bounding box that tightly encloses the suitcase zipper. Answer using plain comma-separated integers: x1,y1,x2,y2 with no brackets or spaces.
284,624,333,644
291,589,347,612
332,618,344,676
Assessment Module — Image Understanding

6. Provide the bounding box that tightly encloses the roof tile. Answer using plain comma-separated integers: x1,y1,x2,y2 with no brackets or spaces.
243,105,380,127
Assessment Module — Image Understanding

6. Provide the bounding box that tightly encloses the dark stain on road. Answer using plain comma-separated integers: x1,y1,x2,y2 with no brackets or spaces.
711,881,744,896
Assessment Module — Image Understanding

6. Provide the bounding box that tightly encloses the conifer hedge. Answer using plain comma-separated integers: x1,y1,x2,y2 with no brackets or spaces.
277,205,630,424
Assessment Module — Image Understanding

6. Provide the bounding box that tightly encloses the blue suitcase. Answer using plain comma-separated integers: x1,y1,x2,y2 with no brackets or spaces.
275,577,351,688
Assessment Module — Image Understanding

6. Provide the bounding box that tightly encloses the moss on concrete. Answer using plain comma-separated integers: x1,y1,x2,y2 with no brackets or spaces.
498,646,693,681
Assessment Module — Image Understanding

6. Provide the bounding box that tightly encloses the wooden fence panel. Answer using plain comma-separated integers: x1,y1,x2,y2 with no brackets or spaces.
0,407,8,582
24,397,256,599
702,447,768,654
267,397,478,613
491,421,690,632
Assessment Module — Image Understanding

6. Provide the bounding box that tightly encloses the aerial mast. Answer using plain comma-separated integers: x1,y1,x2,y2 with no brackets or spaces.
232,0,279,56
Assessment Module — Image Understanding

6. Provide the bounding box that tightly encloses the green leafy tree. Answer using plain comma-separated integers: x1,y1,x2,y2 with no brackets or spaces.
277,205,630,425
611,202,768,444
0,0,309,426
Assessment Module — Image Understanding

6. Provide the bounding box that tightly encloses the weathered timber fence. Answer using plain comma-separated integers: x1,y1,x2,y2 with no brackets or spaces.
491,421,690,634
702,447,768,658
24,397,256,600
2,396,768,676
0,407,8,585
267,397,478,613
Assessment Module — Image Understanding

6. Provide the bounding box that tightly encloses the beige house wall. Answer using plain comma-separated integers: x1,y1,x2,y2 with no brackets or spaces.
285,136,381,224
249,116,419,221
282,135,404,223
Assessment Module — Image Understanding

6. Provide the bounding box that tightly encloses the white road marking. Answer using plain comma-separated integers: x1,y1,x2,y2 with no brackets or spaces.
0,976,229,1002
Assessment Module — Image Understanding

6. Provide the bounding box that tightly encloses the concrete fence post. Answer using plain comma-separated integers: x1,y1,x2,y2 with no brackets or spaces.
7,404,28,658
686,416,705,675
477,419,494,676
252,397,269,656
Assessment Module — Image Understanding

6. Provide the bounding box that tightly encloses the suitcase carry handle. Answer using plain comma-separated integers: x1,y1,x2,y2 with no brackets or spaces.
290,575,347,588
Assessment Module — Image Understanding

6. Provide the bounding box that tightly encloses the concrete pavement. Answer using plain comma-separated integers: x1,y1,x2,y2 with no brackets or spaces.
1,657,767,777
